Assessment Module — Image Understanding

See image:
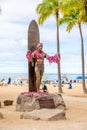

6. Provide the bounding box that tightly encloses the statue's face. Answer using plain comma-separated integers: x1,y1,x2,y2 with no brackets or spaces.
38,45,43,51
37,43,43,51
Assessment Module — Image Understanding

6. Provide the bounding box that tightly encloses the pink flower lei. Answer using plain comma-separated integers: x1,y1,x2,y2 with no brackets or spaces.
26,50,60,64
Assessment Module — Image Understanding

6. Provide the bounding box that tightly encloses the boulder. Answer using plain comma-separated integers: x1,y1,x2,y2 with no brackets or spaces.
16,92,66,112
3,100,13,106
20,108,66,121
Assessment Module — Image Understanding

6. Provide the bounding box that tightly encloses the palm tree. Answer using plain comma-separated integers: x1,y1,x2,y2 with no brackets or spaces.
59,9,87,93
36,0,63,93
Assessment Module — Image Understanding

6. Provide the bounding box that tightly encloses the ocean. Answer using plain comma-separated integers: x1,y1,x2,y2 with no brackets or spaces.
0,73,87,84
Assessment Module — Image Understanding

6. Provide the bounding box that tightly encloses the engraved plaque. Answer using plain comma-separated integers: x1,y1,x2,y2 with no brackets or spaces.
39,99,55,108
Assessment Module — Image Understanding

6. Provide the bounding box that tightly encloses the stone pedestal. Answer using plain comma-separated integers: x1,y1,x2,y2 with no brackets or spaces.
16,92,66,112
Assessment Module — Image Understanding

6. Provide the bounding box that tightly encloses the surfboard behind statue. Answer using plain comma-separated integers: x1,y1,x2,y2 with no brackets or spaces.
28,20,40,92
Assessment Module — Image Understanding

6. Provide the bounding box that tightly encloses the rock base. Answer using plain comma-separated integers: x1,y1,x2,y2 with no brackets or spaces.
16,92,66,120
20,109,66,121
16,92,66,112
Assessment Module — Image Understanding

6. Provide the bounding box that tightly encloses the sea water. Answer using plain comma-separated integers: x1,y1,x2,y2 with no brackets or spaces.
0,73,87,84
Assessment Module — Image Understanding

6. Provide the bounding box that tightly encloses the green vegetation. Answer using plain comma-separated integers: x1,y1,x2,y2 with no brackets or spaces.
36,0,87,93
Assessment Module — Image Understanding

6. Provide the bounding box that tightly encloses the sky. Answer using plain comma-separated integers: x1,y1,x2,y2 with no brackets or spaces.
0,0,87,74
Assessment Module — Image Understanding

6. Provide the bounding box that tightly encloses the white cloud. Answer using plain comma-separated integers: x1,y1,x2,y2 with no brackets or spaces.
0,0,87,74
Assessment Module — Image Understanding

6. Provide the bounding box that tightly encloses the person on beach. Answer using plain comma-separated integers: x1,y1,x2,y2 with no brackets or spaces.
0,78,5,87
42,84,48,92
7,77,11,85
68,80,72,89
26,43,60,92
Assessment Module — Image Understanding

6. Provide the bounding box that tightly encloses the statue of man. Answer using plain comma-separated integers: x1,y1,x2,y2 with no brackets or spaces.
31,43,49,92
26,42,60,92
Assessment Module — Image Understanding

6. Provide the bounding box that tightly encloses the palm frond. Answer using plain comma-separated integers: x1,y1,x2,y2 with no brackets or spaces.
36,0,60,25
66,21,76,32
61,0,83,15
36,3,52,14
59,9,78,32
38,12,52,25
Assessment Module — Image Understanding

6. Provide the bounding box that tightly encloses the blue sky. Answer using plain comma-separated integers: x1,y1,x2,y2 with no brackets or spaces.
0,0,87,74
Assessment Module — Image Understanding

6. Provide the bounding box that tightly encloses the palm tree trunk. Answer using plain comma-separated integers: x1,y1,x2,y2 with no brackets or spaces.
56,11,63,93
84,0,87,12
78,23,87,92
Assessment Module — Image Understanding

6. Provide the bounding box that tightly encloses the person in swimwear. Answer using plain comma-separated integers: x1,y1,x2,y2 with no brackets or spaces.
31,43,49,92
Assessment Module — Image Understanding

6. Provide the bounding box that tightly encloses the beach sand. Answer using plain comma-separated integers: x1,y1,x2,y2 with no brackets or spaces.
0,83,87,130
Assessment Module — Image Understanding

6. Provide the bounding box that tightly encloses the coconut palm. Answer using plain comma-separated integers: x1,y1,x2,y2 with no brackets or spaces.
36,0,63,93
59,8,87,93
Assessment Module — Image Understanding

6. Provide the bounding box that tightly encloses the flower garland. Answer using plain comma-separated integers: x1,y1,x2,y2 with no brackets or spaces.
47,54,60,63
26,50,60,64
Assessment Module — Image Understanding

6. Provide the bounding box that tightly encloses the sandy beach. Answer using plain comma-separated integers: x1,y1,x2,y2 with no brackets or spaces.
0,83,87,130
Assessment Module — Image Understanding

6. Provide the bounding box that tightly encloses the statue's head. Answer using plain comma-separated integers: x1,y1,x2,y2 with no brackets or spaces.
36,43,43,49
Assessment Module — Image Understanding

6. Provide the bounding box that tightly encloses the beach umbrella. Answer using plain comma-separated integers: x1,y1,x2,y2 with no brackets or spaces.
17,77,27,81
76,76,87,80
17,78,28,84
17,78,28,81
